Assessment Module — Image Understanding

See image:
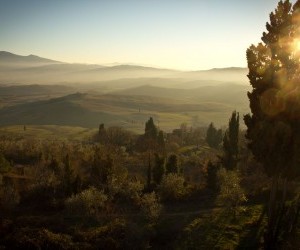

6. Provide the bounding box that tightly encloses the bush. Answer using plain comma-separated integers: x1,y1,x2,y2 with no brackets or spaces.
3,228,74,249
1,185,20,209
139,192,162,222
119,179,143,203
65,187,107,217
159,174,187,201
217,168,247,216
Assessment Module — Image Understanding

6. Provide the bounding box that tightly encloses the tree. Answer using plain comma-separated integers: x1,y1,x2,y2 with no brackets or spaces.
157,130,166,153
166,154,178,174
206,123,222,148
217,168,247,218
91,148,114,187
0,153,11,174
244,0,300,247
63,154,73,196
222,111,239,170
98,123,108,144
206,161,219,191
143,117,159,190
152,154,165,185
145,117,157,139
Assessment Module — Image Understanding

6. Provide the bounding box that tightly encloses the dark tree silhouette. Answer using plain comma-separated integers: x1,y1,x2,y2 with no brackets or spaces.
206,161,219,191
166,154,178,174
152,153,165,185
222,111,239,170
157,130,166,154
206,122,222,148
63,154,73,196
244,0,300,247
145,117,158,139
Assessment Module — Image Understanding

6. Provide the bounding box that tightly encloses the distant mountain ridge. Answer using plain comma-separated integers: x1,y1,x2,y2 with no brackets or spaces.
0,51,246,72
0,51,248,85
0,51,60,64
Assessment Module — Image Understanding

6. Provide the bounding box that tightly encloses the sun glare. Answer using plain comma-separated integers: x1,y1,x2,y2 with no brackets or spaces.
292,39,300,53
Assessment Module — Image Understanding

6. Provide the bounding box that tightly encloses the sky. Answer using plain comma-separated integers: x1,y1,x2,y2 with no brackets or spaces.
0,0,294,70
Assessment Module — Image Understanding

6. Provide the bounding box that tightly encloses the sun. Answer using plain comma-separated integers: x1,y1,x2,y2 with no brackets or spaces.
292,38,300,54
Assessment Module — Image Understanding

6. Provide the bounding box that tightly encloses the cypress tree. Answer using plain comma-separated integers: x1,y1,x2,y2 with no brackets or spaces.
222,111,239,170
244,0,300,247
152,153,165,185
166,154,178,174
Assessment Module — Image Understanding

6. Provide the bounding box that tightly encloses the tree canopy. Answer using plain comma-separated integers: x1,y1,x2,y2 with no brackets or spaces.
245,0,300,179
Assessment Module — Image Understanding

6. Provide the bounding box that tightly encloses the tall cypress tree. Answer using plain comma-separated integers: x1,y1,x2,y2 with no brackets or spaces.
152,153,165,185
244,0,300,247
145,117,158,139
222,111,239,170
206,122,223,148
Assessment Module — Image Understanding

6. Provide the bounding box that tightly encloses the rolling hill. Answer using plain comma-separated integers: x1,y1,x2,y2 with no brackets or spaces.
0,52,250,131
0,88,250,130
0,52,247,86
113,84,250,105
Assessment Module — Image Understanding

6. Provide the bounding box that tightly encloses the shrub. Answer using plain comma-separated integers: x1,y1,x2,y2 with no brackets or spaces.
1,185,20,209
159,174,187,201
217,168,247,216
65,187,107,217
139,192,162,222
4,228,74,249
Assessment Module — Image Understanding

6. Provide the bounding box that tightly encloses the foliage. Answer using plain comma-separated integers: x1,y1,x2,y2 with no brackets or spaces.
165,154,178,174
159,173,187,201
77,219,127,249
205,122,222,148
217,168,247,216
245,0,300,179
222,111,239,170
3,228,75,249
65,187,107,217
145,117,158,139
152,154,165,185
157,130,166,153
1,185,20,209
139,192,162,222
0,153,11,173
244,0,300,247
91,148,114,187
63,154,73,196
206,160,219,191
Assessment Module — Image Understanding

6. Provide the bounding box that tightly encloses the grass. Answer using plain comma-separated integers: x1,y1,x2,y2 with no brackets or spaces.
0,125,97,141
176,204,266,249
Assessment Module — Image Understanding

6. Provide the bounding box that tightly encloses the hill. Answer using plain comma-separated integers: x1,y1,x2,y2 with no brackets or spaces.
113,84,250,105
0,90,249,130
0,51,60,66
0,52,247,86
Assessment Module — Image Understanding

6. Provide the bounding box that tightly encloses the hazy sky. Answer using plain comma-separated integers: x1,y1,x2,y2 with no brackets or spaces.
0,0,293,70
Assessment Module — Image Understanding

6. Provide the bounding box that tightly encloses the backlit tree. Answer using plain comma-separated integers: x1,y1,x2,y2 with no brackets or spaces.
244,0,300,247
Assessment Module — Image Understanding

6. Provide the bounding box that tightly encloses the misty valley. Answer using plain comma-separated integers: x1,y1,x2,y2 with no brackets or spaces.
1,1,300,249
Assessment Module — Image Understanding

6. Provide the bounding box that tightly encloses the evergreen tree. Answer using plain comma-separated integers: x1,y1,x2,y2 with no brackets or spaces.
63,154,73,196
157,130,166,153
152,154,165,185
0,153,11,174
222,111,239,170
146,152,152,190
145,117,158,139
91,148,113,187
166,154,178,174
244,0,300,247
206,161,219,191
206,122,216,147
206,123,222,148
98,123,107,144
